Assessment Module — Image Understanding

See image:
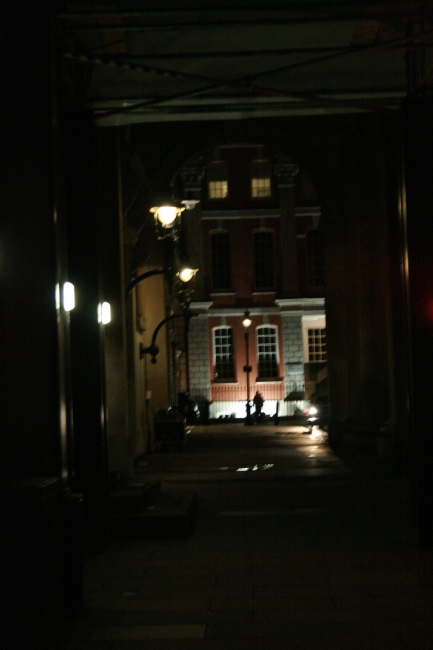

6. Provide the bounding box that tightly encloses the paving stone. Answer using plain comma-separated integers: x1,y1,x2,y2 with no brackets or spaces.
133,585,212,599
59,424,433,650
253,584,367,599
90,624,206,640
88,597,209,612
140,574,217,588
215,574,254,587
62,640,260,650
96,578,146,593
211,585,254,598
121,609,253,626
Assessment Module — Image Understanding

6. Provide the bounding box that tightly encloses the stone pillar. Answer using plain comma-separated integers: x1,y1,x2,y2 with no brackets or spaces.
64,105,108,553
322,115,398,458
274,164,299,297
281,314,304,366
180,166,205,299
403,98,433,548
97,130,131,475
281,314,305,406
3,6,65,644
188,315,210,397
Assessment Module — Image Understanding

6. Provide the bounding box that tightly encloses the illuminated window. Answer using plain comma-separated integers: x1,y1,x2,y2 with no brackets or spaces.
251,158,271,198
254,230,275,289
307,328,327,362
213,327,235,380
209,180,228,199
256,325,279,379
211,231,232,291
207,159,228,199
251,177,271,198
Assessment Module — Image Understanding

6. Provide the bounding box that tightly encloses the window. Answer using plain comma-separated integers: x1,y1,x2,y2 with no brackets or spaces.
307,328,327,362
256,326,279,379
207,160,228,199
307,229,324,287
254,230,275,289
302,315,326,363
208,181,228,199
211,231,232,291
251,158,271,198
251,177,271,198
213,327,235,380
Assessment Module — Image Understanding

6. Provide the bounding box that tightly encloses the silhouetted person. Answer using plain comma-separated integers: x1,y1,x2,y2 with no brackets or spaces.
201,399,210,425
253,391,264,421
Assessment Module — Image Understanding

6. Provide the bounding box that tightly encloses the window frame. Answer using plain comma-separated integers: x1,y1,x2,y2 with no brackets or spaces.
251,176,271,198
208,180,229,199
253,229,275,290
212,326,236,382
207,160,229,200
210,229,232,292
302,316,327,364
306,328,327,362
256,324,280,380
250,158,272,199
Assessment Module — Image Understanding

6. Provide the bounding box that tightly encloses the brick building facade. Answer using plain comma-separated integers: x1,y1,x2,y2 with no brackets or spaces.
176,144,326,418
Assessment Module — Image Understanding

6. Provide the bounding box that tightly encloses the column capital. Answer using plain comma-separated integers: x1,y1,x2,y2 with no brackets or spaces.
274,163,299,188
179,166,205,191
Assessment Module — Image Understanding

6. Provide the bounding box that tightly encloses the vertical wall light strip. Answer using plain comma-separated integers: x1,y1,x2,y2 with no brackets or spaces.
63,282,75,311
55,284,61,311
98,301,111,324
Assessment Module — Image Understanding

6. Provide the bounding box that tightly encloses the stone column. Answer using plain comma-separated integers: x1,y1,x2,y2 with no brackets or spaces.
274,164,299,297
403,98,433,548
281,314,304,412
188,315,210,397
180,166,205,299
65,106,109,554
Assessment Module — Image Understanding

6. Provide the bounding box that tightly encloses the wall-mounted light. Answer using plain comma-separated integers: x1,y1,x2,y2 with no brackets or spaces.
98,301,111,324
150,200,185,240
150,204,181,227
63,282,75,312
177,266,198,283
181,199,200,210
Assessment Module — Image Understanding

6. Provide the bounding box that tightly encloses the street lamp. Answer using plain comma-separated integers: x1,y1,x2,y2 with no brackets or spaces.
150,199,185,241
177,265,197,283
125,264,197,298
242,310,254,425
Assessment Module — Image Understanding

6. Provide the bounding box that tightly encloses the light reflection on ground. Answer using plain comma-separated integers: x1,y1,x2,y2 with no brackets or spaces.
140,424,341,480
218,463,275,472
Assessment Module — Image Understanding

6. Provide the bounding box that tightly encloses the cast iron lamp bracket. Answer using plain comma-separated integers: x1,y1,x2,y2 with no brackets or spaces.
140,342,160,363
125,268,165,298
139,309,192,363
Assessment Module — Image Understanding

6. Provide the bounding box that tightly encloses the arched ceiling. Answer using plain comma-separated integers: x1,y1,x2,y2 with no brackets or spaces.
58,1,433,126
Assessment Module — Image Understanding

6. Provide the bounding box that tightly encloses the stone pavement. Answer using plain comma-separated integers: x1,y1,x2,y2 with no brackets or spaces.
61,424,433,649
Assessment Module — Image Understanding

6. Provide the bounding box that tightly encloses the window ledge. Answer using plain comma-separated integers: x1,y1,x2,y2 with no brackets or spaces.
256,378,283,383
212,380,239,385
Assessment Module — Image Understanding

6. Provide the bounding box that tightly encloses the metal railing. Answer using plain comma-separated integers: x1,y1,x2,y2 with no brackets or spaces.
186,381,309,420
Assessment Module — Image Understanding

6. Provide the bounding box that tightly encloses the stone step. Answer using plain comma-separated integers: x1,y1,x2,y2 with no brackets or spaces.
110,491,198,539
109,480,162,513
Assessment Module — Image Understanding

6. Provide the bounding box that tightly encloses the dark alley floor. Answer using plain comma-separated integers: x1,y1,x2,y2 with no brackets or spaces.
61,423,433,649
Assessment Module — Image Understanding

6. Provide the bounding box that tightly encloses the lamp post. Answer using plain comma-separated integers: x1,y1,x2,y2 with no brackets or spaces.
242,311,253,425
